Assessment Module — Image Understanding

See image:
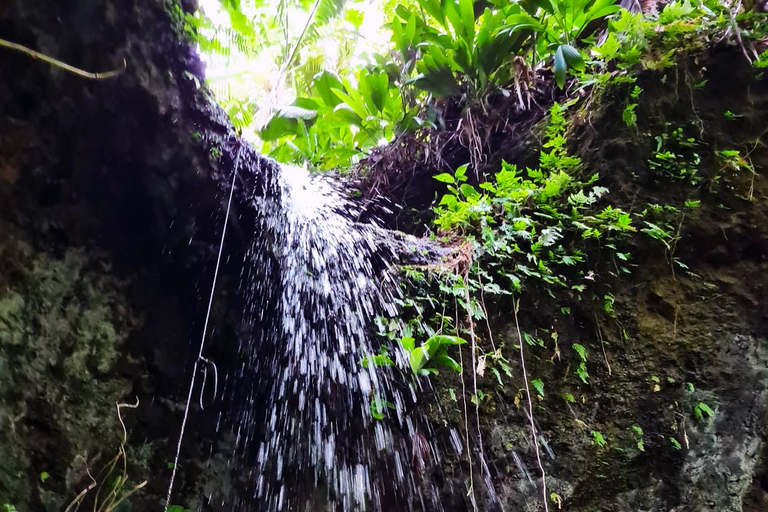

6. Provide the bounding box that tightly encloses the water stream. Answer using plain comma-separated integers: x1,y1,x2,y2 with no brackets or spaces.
231,163,439,511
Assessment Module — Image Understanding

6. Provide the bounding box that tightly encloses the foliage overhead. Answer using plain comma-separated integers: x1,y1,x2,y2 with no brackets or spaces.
180,0,765,171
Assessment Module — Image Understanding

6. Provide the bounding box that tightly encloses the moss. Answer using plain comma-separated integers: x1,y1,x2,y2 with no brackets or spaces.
0,247,135,509
0,292,24,345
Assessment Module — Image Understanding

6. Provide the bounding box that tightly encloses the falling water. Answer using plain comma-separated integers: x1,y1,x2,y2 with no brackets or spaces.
231,162,439,511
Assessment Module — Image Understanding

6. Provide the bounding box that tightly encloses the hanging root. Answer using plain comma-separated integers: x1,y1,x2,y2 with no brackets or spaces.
459,108,486,178
454,293,477,510
512,56,536,111
0,38,126,80
463,270,491,509
512,297,550,512
65,398,147,512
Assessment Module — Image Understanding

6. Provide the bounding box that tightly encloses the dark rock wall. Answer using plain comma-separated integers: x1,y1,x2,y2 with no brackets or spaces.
0,0,266,509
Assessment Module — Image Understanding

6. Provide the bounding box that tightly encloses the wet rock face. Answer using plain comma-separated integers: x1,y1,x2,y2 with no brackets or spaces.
0,0,256,509
421,52,768,512
678,334,768,512
0,0,260,271
0,229,134,510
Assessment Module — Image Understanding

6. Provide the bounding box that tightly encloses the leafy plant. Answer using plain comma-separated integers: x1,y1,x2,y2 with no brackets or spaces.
694,401,715,422
591,430,607,446
631,425,644,451
394,0,535,98
648,126,701,183
360,347,395,369
531,378,546,397
501,0,621,87
401,334,466,376
260,66,422,169
572,343,589,383
370,397,396,420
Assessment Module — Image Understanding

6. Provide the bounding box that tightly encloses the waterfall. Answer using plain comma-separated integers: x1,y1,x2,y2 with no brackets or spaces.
232,163,441,511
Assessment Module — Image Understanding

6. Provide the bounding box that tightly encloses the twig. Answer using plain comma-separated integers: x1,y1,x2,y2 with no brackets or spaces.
0,38,126,80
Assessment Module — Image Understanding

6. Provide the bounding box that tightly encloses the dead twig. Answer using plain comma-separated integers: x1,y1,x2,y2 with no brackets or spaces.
0,38,126,80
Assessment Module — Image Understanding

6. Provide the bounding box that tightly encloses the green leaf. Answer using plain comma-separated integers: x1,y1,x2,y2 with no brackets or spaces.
434,173,456,184
531,378,545,397
500,14,544,34
426,334,467,347
275,105,317,121
454,164,468,182
400,336,416,352
432,354,462,372
420,0,447,26
366,72,389,113
409,346,430,374
458,0,476,43
554,45,567,89
412,69,460,97
313,71,344,107
591,430,607,446
561,44,585,72
331,104,363,126
695,402,715,421
370,397,394,420
332,87,369,120
572,343,588,362
460,184,479,199
360,353,395,369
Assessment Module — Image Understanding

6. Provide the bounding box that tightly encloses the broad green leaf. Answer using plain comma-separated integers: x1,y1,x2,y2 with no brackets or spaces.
554,45,567,89
561,44,585,72
361,353,395,368
400,336,416,352
458,0,476,44
444,1,464,37
426,334,467,347
432,354,462,373
421,0,447,26
332,88,368,120
260,116,299,141
366,71,389,113
275,105,317,121
313,71,344,107
501,13,544,32
409,346,430,374
331,103,363,126
412,69,459,97
434,173,456,183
